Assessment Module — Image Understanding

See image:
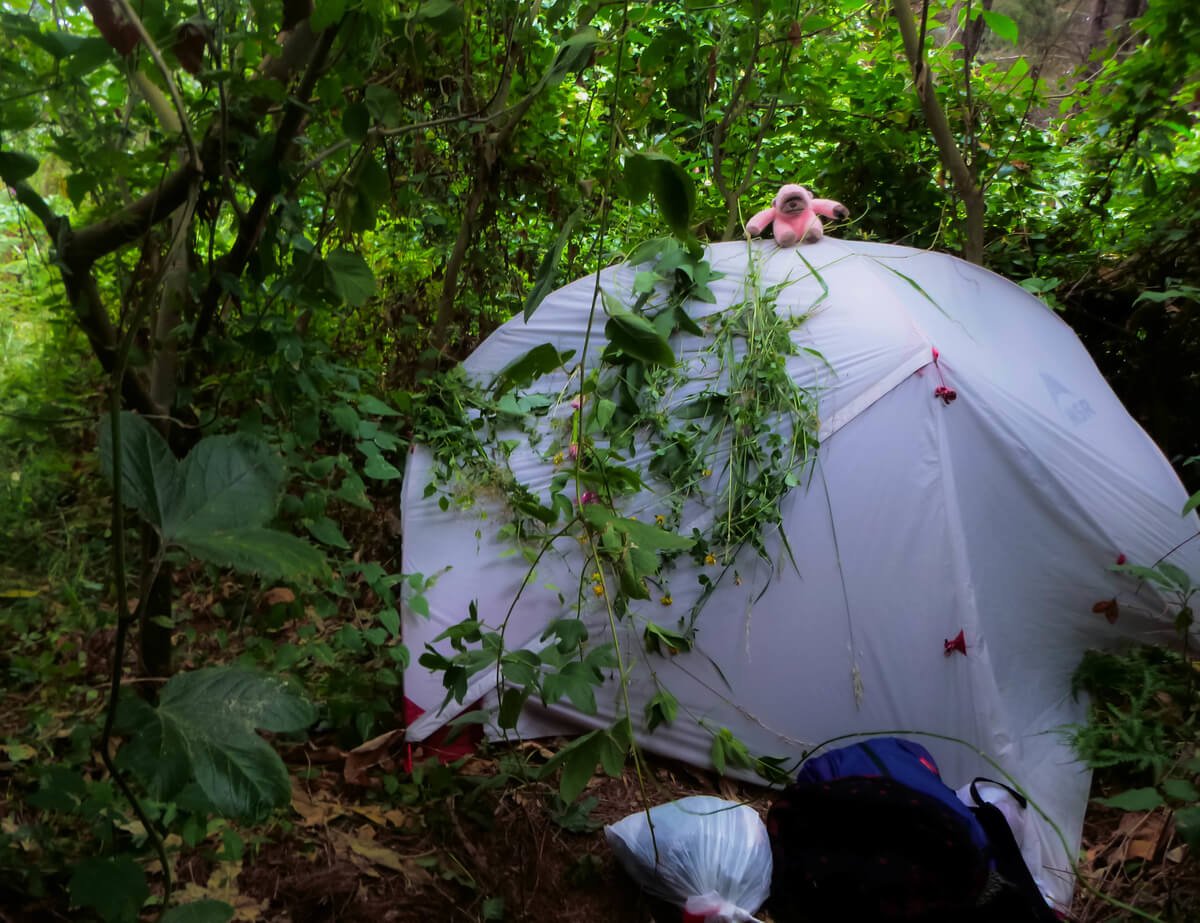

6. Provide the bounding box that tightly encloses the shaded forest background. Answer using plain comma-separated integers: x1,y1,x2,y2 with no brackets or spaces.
1,0,1199,920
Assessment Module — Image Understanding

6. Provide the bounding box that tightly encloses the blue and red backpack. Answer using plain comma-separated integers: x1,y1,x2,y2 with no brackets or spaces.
766,737,1060,922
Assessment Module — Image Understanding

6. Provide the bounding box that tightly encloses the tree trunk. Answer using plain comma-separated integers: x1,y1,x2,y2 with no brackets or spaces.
891,0,985,265
1122,0,1146,23
962,185,985,265
1116,0,1147,49
430,171,489,353
1084,0,1110,75
137,196,196,682
137,527,174,679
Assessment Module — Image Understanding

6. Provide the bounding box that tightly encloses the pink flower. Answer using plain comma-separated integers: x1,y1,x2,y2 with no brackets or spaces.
930,348,955,403
568,443,580,459
944,630,967,657
570,395,584,410
579,490,599,505
1116,553,1127,565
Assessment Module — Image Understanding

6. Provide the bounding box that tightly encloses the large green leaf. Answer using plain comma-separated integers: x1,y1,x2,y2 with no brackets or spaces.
623,152,695,239
305,515,352,550
100,412,180,529
342,102,370,142
1096,787,1165,811
100,415,324,579
167,434,283,537
69,855,149,923
981,9,1019,44
0,12,91,58
115,697,192,800
174,528,327,580
324,248,376,306
1176,806,1200,849
535,28,600,93
161,901,235,923
524,208,582,321
1157,562,1193,591
1163,778,1200,802
118,667,316,821
363,454,403,480
605,311,677,366
494,343,575,394
616,517,695,552
63,37,113,77
547,729,603,803
364,84,402,128
413,0,464,34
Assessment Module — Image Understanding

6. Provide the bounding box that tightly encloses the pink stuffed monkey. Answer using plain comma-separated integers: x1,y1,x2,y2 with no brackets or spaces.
745,184,848,246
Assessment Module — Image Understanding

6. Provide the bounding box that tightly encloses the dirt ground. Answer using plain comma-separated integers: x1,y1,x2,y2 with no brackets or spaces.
212,739,748,923
184,739,1198,923
2,729,1195,922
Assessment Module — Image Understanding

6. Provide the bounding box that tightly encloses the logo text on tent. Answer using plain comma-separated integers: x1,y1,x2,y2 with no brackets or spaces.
1041,373,1095,426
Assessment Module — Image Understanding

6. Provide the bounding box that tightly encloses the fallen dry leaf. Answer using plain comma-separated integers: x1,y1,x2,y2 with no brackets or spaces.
292,782,350,828
329,826,433,892
344,728,405,786
175,859,268,921
262,587,296,606
348,803,409,829
1111,811,1168,864
279,742,346,766
304,745,348,763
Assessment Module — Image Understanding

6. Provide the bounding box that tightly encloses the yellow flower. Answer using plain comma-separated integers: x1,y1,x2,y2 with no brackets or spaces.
704,553,717,566
702,468,712,477
592,572,602,581
655,514,666,526
593,583,604,596
553,451,564,465
660,595,673,606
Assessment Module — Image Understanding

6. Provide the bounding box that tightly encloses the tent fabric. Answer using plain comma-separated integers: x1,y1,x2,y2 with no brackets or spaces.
400,238,1199,908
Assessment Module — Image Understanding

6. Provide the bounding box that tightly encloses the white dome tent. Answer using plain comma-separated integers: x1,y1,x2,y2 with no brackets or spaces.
400,237,1199,908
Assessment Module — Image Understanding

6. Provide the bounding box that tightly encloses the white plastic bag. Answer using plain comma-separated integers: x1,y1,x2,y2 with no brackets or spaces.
604,795,772,923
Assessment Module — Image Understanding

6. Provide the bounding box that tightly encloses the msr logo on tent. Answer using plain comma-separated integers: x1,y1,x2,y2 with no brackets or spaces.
1041,372,1095,425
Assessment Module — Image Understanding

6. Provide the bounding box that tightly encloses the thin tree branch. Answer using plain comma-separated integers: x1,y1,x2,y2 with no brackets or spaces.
10,179,61,233
192,22,340,348
70,164,200,267
78,275,164,418
69,5,336,268
711,33,762,211
891,0,984,263
963,0,977,171
114,0,201,171
101,280,176,918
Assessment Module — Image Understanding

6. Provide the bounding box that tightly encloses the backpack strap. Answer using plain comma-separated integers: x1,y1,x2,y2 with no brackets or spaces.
970,800,1060,922
859,741,892,776
969,776,1027,810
